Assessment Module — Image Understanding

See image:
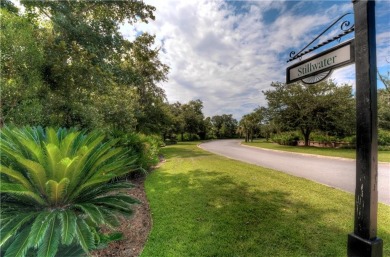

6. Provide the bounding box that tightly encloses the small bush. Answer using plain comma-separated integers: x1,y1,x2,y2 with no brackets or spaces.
378,129,390,147
180,133,201,141
341,135,356,145
108,130,163,172
0,126,139,257
271,131,301,146
309,132,338,143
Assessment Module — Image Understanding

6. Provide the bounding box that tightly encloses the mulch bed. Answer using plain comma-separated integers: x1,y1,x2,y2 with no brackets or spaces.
91,174,152,257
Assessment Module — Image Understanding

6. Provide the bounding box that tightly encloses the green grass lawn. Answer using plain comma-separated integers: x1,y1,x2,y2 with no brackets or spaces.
142,142,390,257
243,139,390,163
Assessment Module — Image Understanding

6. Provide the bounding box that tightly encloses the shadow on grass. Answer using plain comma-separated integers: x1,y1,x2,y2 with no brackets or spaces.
144,167,390,257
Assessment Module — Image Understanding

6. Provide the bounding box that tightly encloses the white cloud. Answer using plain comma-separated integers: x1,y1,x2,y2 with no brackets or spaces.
124,0,388,119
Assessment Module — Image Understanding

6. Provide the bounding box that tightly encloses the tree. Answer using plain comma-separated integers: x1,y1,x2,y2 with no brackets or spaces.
167,102,185,141
238,108,264,142
203,117,216,139
378,72,389,90
2,1,169,133
181,99,205,140
0,7,46,127
378,89,390,130
263,80,355,146
210,114,238,138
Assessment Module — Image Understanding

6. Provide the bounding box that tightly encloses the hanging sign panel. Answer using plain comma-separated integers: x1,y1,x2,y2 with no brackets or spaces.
286,40,355,84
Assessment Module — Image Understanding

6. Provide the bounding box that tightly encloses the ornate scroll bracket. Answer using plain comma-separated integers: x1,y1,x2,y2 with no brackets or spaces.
287,13,354,63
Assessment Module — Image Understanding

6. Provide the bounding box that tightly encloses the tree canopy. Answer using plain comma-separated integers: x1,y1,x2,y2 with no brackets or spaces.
1,1,169,133
263,80,355,146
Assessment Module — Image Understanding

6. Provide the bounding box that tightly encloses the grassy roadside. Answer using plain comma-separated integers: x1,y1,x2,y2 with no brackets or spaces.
142,142,390,257
243,139,390,163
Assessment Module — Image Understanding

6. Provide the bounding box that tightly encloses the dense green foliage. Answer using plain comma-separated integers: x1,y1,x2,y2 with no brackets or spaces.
0,127,139,257
164,100,238,141
142,142,390,256
378,89,390,130
263,80,355,146
271,131,301,146
378,129,390,150
240,80,390,148
238,107,265,142
1,1,168,133
208,114,238,139
0,8,46,126
108,131,163,172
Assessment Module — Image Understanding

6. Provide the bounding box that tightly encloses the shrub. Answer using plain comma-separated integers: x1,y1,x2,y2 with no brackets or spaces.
309,132,338,143
108,130,163,172
180,133,200,141
378,129,390,147
0,127,139,257
271,131,301,146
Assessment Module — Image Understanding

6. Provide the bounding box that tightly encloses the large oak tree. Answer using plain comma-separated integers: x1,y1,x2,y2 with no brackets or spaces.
263,80,355,146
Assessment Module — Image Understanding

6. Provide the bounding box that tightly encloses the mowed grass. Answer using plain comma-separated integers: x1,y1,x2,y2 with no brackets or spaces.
142,142,390,257
243,140,390,163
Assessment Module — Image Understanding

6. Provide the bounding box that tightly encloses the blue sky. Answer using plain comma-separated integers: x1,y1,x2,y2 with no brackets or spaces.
122,0,389,119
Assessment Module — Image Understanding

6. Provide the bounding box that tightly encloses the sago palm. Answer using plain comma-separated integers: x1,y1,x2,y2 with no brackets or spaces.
0,126,139,257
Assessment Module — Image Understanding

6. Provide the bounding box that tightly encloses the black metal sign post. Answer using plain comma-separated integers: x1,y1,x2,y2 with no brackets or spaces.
347,0,383,256
285,0,384,255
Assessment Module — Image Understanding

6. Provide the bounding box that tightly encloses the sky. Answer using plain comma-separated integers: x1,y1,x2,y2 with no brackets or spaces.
121,0,389,120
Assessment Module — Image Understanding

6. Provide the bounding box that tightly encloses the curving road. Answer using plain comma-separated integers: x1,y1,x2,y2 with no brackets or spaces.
199,139,390,205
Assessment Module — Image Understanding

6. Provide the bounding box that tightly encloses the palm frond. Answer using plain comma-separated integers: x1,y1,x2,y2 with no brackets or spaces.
73,160,131,197
28,211,55,248
90,197,135,215
15,158,47,194
99,194,140,205
37,213,61,257
0,165,33,190
98,208,120,228
0,143,26,164
46,127,60,148
66,140,107,196
87,147,124,176
59,210,77,245
45,178,70,205
61,156,80,182
0,128,30,158
16,135,45,164
75,182,134,201
1,183,46,206
0,213,36,247
45,143,63,180
74,176,118,197
74,203,104,226
75,218,95,253
58,131,80,157
4,224,32,257
55,244,85,257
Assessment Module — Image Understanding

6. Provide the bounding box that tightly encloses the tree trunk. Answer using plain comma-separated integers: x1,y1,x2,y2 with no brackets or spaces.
301,127,311,146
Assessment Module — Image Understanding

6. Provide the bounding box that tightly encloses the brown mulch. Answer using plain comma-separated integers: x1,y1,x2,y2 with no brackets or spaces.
91,174,152,257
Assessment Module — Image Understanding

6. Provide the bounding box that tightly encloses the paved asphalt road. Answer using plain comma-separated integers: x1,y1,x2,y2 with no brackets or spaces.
199,139,390,205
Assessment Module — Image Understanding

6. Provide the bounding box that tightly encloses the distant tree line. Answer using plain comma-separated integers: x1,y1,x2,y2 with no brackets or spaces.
240,79,390,148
